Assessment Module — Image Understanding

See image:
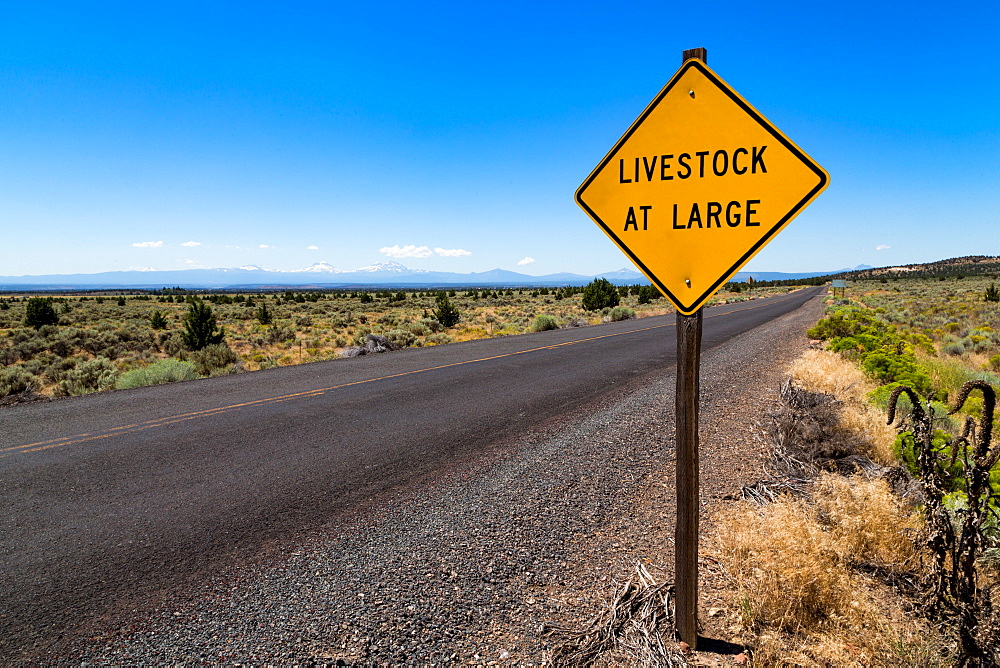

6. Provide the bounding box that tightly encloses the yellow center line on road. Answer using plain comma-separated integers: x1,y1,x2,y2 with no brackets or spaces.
1,291,810,458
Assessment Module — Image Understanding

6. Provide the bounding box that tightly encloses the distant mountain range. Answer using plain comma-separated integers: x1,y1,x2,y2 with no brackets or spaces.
0,261,873,290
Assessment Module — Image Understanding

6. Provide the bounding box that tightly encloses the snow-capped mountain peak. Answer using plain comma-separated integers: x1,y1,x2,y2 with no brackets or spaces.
355,261,412,273
297,261,344,273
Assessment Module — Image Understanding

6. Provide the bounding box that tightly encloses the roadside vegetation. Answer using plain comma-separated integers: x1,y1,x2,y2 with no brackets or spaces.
713,275,1000,666
0,280,794,400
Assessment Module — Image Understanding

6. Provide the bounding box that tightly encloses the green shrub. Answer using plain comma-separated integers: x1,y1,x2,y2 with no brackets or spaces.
609,306,636,322
265,325,296,344
942,342,965,356
116,359,198,389
158,331,184,356
407,322,431,337
0,366,39,397
54,357,119,396
860,352,932,395
425,333,453,345
419,317,443,333
532,315,559,332
986,355,1000,373
385,328,417,348
581,278,620,311
189,343,240,376
811,306,932,395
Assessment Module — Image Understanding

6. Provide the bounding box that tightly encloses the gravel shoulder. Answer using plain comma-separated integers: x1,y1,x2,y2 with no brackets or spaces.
44,294,825,665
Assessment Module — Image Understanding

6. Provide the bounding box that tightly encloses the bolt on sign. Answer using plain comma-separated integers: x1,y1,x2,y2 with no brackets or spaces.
576,58,829,315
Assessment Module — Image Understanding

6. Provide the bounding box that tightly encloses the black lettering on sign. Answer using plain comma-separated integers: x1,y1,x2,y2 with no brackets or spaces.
687,203,703,229
660,155,674,180
643,156,657,181
640,205,652,230
706,202,722,227
619,159,631,183
695,151,709,178
733,148,748,175
616,147,767,182
677,153,692,179
712,150,728,176
664,200,762,229
752,146,767,173
726,201,741,226
624,206,638,231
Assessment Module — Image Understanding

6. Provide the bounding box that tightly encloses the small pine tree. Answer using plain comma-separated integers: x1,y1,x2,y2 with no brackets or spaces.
181,300,225,351
985,282,1000,302
256,302,273,325
581,278,620,311
149,310,169,330
434,294,460,328
24,297,59,329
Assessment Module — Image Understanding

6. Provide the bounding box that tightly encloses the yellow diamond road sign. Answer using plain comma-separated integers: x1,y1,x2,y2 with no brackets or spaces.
576,59,829,315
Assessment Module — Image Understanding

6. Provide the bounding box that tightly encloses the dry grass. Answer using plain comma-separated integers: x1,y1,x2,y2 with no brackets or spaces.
791,349,897,465
713,475,942,666
791,348,873,404
716,495,870,634
812,474,922,574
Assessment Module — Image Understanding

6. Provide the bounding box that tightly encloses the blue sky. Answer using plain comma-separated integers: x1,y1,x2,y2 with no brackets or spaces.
1,1,997,277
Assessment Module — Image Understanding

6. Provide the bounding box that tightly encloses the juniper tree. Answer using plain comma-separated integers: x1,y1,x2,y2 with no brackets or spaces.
24,297,59,329
434,294,460,328
149,310,169,330
256,301,273,325
581,278,620,311
181,300,225,351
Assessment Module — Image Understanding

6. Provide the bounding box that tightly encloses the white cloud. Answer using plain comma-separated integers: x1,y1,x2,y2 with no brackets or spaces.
181,259,200,265
517,256,536,266
128,266,156,272
434,247,471,257
181,241,201,247
876,244,891,251
307,245,319,250
380,244,433,258
259,244,270,249
132,240,163,248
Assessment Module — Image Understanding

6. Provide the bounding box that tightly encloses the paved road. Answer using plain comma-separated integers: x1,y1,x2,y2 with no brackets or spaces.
0,287,823,658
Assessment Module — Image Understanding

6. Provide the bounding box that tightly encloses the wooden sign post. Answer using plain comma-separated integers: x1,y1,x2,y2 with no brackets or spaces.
675,308,702,646
674,46,705,651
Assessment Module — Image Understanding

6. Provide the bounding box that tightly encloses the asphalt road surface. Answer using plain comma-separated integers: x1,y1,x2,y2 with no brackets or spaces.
0,286,823,659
